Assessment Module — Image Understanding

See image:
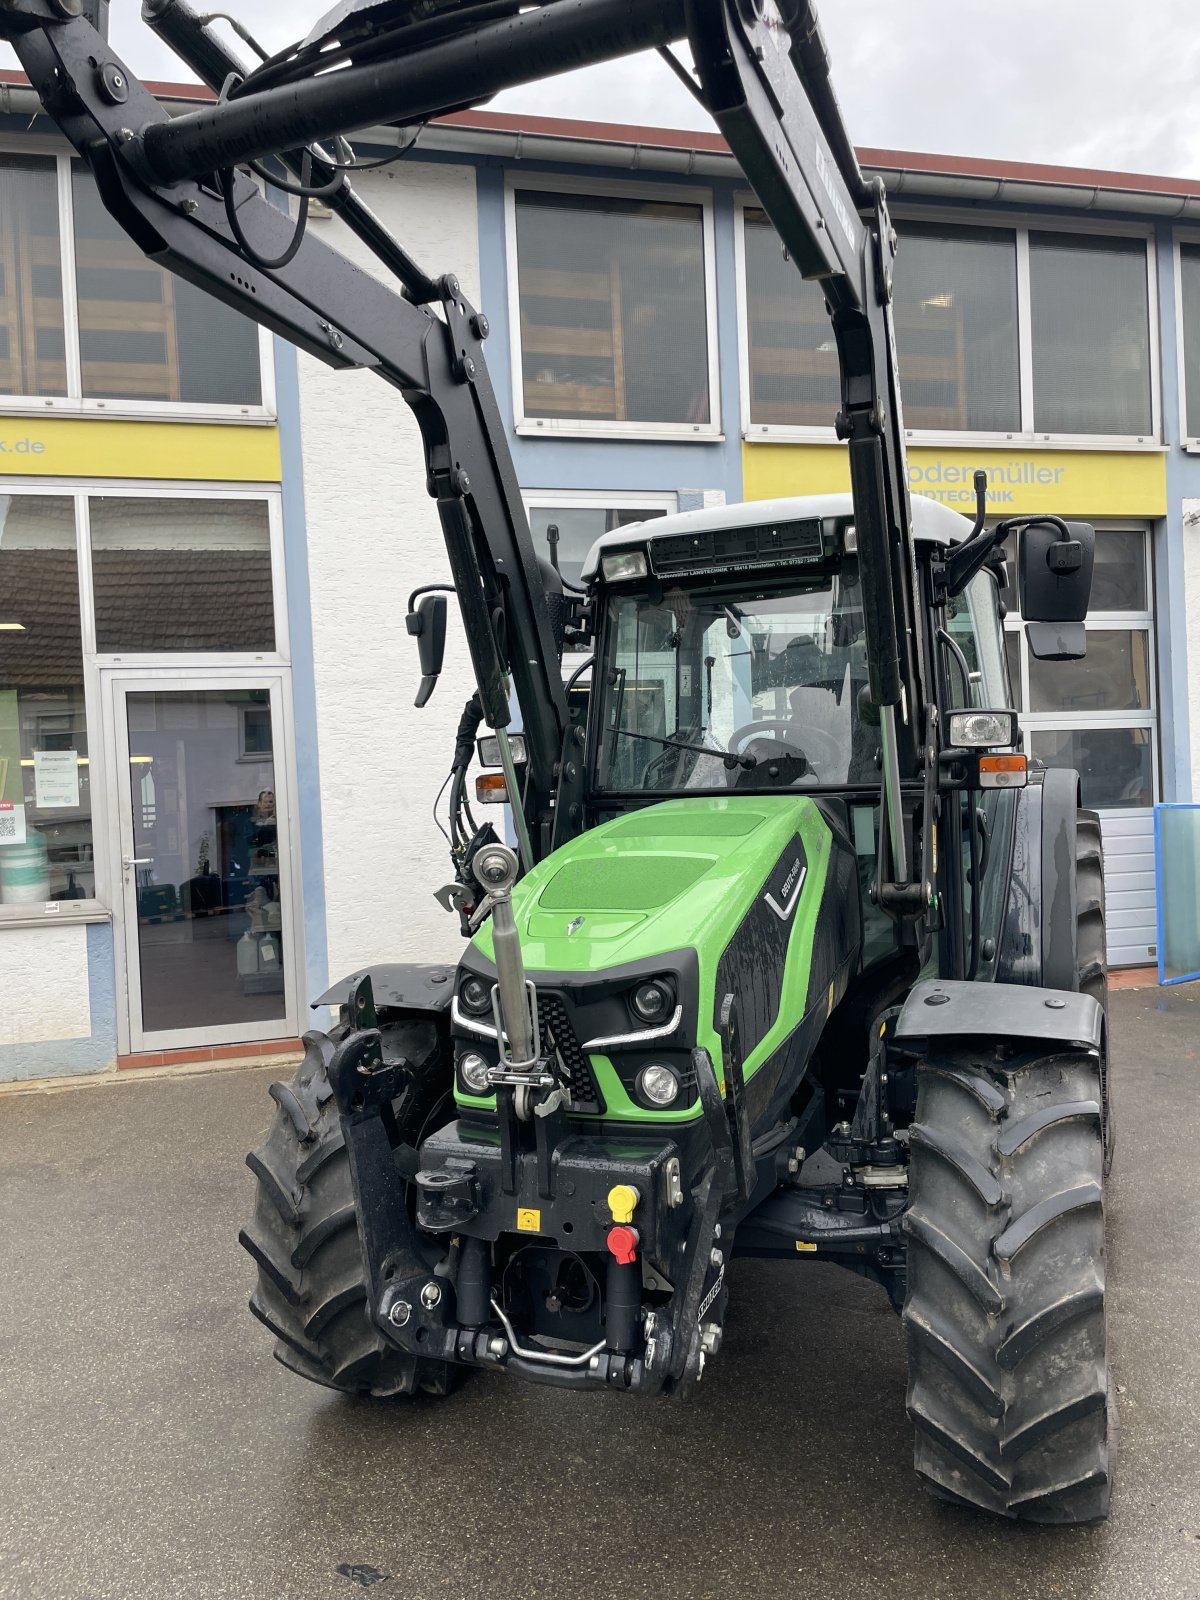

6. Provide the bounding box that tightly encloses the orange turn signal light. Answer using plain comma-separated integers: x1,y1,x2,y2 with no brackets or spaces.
475,772,509,805
978,753,1027,789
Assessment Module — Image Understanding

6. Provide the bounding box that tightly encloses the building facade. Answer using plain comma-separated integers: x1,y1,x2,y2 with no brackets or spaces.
2,85,1199,1082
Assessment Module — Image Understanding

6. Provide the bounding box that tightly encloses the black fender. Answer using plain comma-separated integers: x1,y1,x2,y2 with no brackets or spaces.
315,961,456,1022
996,768,1082,992
894,978,1103,1053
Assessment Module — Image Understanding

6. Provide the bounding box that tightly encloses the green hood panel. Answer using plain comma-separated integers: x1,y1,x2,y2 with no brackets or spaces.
464,796,850,1123
472,798,823,973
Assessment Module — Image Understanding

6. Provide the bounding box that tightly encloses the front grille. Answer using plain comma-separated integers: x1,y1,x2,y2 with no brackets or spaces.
537,993,604,1115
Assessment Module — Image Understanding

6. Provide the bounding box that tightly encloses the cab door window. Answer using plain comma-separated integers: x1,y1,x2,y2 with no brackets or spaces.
944,570,1011,709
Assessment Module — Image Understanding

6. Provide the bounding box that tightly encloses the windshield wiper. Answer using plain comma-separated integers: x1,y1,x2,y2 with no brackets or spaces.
613,727,757,770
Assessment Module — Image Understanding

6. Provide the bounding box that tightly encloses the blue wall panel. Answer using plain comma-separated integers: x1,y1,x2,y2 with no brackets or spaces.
274,336,331,1010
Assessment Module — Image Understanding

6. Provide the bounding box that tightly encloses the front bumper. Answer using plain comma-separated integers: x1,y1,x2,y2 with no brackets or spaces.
326,998,738,1395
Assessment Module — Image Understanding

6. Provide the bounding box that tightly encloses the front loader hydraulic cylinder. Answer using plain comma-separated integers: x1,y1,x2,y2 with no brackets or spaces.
139,0,687,187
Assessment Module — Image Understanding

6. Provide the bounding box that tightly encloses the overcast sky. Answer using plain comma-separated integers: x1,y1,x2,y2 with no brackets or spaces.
11,0,1200,180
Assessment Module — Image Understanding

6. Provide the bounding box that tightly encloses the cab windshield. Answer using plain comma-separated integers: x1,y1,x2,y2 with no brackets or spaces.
594,565,876,794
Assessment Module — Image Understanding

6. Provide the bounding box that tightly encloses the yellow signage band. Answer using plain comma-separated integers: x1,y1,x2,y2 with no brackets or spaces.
0,417,282,483
743,442,1167,519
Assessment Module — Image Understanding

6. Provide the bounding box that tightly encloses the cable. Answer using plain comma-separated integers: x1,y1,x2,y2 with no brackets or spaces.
222,152,312,270
232,2,521,101
564,655,595,696
245,156,347,199
246,126,426,198
432,769,453,845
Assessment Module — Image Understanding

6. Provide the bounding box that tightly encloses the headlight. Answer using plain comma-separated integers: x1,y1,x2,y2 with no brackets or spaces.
459,975,492,1016
601,548,648,583
459,1051,492,1095
637,1063,680,1107
948,709,1017,749
630,979,673,1025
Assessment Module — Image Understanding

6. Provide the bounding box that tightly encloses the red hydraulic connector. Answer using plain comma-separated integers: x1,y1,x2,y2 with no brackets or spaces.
606,1225,639,1265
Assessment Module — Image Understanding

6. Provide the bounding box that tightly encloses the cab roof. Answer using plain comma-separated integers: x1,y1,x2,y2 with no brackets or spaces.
578,492,973,581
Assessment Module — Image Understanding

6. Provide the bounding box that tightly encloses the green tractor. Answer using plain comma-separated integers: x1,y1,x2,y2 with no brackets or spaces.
2,0,1110,1527
245,490,1112,1524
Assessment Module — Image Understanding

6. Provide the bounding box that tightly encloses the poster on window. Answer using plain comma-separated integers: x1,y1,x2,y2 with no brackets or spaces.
0,801,27,845
33,750,80,809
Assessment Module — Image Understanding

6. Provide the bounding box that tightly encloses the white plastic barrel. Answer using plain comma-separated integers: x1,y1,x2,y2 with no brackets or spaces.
0,834,51,905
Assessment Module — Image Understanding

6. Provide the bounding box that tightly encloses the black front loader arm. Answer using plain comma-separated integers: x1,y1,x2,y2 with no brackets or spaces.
1,0,578,856
0,0,927,896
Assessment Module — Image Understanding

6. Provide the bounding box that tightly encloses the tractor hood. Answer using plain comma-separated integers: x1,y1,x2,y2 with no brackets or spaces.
471,796,832,975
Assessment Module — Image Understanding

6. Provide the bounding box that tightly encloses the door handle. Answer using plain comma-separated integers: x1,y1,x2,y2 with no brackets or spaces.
123,857,153,868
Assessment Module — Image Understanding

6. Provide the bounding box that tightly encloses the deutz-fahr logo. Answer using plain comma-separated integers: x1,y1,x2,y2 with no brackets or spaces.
765,844,807,923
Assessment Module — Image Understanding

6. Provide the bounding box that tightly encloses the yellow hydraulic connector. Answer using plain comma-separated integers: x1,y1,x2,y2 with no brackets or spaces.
607,1184,640,1224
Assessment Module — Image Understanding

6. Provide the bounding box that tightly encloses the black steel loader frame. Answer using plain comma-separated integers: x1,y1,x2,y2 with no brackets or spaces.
0,0,931,903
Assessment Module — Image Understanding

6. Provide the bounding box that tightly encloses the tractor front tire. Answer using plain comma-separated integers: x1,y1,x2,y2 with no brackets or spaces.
903,1038,1111,1523
240,1026,456,1397
1076,808,1114,1174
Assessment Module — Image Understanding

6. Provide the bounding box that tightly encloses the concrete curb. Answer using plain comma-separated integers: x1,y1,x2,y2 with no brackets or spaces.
0,1050,303,1098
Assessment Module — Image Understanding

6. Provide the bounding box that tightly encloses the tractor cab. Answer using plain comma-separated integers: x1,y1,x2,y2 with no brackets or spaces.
580,493,988,803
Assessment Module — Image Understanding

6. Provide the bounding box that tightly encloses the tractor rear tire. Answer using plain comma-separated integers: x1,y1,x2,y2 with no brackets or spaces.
903,1039,1111,1523
1076,808,1114,1174
240,1025,456,1397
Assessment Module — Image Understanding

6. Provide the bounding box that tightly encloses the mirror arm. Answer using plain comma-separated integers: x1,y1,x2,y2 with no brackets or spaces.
936,470,995,598
407,583,456,614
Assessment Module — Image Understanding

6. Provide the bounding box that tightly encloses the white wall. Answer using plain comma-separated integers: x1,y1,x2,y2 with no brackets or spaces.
0,924,91,1044
297,162,481,982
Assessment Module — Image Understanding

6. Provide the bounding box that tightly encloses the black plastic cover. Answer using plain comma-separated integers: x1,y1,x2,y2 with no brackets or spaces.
315,961,455,1011
894,979,1102,1050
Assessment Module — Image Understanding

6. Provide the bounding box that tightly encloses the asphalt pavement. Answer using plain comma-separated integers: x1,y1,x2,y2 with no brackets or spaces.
2,985,1199,1600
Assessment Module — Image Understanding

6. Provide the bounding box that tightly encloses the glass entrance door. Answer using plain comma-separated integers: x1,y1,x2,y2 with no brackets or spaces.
109,675,299,1052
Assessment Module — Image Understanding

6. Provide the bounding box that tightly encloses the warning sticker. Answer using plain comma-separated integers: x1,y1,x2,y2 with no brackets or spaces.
516,1207,542,1233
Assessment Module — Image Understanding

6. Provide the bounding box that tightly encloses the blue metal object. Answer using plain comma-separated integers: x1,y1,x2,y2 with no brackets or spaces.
1155,803,1200,985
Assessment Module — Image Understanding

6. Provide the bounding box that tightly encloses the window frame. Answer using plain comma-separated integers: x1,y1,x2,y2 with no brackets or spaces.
1003,520,1158,814
505,172,722,442
735,194,1163,451
0,478,287,929
1172,228,1200,451
0,139,276,425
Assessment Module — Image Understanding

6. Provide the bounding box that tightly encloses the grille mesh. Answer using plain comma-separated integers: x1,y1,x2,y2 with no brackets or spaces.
536,993,603,1114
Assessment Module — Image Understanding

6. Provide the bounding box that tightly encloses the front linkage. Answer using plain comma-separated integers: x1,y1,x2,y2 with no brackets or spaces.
327,844,752,1395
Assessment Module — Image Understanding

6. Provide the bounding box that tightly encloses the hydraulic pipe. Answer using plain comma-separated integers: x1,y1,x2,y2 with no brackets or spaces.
140,0,688,185
142,0,441,302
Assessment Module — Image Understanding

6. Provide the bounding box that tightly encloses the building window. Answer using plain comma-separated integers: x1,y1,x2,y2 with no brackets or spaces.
1179,241,1200,441
1029,232,1152,436
0,151,266,416
742,206,838,427
239,702,274,760
89,497,276,653
71,166,263,407
1002,525,1156,810
513,187,714,432
0,495,95,906
739,205,1157,443
525,495,676,587
0,155,67,399
893,222,1020,432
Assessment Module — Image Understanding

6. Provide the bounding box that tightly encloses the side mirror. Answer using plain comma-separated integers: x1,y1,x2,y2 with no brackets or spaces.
1019,519,1095,661
406,593,447,708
